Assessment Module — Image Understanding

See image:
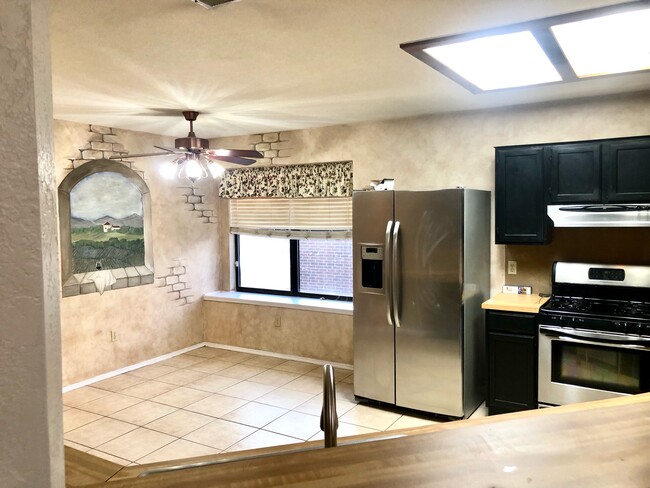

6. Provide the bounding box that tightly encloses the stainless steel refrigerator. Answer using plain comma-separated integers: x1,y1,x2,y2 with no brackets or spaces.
353,188,490,418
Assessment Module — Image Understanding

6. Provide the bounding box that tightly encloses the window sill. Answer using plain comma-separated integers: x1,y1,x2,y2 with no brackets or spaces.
203,291,353,315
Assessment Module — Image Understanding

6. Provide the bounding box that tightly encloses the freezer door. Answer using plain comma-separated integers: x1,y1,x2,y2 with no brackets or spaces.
394,189,464,416
353,191,395,404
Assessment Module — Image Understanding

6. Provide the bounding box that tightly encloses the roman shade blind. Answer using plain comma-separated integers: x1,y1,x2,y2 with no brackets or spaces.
229,197,352,238
221,161,353,239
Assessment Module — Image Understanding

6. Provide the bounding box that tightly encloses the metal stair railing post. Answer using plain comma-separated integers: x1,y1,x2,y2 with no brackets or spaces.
319,364,339,448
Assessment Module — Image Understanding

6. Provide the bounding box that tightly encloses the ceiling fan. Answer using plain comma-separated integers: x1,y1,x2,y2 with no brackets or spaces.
110,111,262,183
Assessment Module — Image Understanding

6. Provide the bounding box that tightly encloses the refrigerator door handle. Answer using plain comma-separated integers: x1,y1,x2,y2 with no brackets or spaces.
392,220,401,328
385,220,394,326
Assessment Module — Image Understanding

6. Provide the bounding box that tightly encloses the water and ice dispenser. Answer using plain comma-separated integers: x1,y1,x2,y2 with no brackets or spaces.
360,245,384,289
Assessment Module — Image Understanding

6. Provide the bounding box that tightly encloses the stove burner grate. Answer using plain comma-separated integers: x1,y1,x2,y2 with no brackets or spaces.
544,296,650,321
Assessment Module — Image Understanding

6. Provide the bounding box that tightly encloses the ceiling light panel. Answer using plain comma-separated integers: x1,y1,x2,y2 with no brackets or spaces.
551,8,650,78
402,1,650,94
423,31,562,91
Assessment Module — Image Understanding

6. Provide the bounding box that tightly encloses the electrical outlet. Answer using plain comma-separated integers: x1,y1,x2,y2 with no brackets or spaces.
110,330,118,342
273,316,281,328
507,261,517,275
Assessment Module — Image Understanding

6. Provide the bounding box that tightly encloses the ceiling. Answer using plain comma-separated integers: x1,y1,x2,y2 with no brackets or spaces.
49,0,650,139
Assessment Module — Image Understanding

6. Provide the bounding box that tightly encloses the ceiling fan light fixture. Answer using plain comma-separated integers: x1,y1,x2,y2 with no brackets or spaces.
161,153,225,183
160,159,180,180
208,161,225,178
110,111,261,180
178,154,209,183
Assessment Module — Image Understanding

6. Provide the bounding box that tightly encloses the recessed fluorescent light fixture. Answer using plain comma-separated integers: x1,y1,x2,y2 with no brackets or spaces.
423,31,561,91
551,8,650,78
401,1,650,94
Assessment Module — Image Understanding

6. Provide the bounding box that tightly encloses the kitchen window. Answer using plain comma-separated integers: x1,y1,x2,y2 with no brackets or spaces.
235,234,352,300
219,160,353,301
230,197,353,300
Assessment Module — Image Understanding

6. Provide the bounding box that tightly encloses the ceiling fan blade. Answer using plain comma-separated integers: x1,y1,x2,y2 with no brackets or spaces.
109,151,172,159
204,149,263,159
205,154,257,166
153,145,188,154
137,108,188,117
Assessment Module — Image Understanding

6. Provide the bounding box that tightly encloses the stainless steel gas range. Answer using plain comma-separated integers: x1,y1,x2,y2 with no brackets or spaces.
538,262,650,407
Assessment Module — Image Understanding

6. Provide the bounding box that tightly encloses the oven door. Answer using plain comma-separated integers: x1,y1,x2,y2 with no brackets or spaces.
538,325,650,407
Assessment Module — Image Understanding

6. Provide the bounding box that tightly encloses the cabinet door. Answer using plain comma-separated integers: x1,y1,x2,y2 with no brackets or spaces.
548,143,601,203
487,331,537,414
495,147,548,244
603,137,650,202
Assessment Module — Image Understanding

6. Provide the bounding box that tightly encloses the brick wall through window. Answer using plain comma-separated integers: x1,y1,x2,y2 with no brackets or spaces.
298,239,352,297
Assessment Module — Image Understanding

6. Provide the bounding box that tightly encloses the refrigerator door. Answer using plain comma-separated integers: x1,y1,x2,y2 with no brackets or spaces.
394,189,464,416
353,190,395,404
461,190,491,417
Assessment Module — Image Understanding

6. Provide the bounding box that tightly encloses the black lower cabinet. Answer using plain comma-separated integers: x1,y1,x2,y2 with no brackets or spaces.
486,310,538,415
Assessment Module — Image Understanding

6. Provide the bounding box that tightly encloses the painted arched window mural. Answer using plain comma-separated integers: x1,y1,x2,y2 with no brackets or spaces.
70,172,144,272
59,159,153,296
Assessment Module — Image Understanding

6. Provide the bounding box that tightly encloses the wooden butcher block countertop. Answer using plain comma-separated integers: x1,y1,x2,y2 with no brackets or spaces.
482,292,550,313
84,393,650,487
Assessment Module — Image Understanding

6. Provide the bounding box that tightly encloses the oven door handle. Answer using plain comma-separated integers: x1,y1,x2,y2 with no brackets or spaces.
540,325,650,347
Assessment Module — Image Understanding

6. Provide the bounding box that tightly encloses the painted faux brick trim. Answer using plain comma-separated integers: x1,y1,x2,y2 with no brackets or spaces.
156,258,194,306
65,125,144,180
253,131,292,165
179,186,217,224
62,266,154,297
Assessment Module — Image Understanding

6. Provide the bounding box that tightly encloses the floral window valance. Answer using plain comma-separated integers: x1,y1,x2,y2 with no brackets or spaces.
219,161,352,199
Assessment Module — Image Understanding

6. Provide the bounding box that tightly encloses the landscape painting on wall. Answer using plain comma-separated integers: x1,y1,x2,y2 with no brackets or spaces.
70,171,144,273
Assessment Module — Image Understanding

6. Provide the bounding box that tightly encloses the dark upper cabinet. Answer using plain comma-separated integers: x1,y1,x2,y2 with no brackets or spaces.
495,136,650,244
486,310,538,415
495,146,549,244
548,143,601,204
603,137,650,202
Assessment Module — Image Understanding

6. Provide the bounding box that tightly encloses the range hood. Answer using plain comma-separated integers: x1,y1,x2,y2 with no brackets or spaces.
548,204,650,227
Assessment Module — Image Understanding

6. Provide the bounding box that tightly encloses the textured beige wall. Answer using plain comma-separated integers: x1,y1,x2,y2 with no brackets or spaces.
205,93,650,360
215,92,650,296
0,0,64,485
203,302,353,364
54,120,221,385
505,228,650,294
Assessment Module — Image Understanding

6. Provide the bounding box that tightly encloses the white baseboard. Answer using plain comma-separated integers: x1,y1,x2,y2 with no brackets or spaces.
203,342,353,371
62,343,205,393
63,342,352,393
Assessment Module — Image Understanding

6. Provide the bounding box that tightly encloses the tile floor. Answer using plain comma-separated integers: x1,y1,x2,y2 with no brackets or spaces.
63,346,486,467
